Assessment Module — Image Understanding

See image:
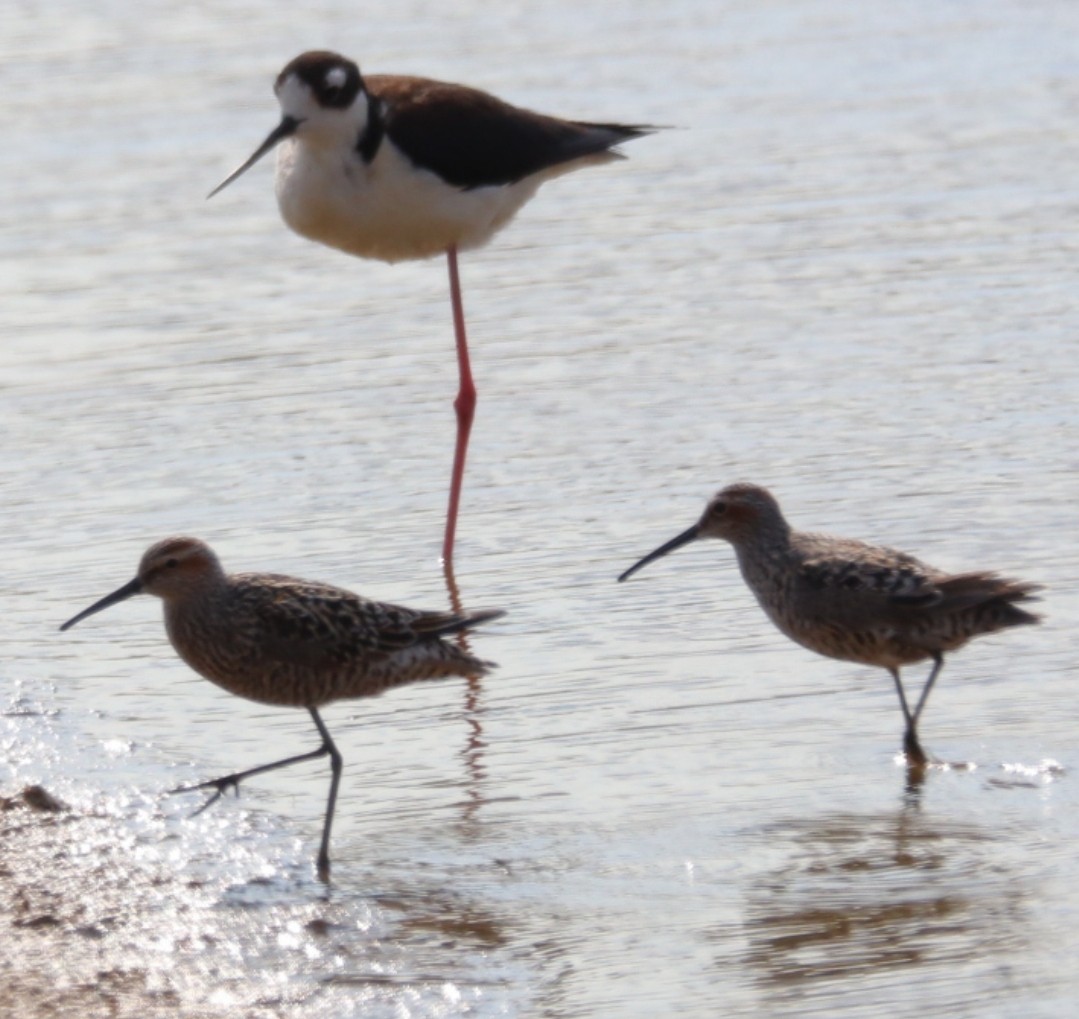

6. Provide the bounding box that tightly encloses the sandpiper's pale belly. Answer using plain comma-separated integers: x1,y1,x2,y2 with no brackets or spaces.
753,579,991,671
778,616,937,671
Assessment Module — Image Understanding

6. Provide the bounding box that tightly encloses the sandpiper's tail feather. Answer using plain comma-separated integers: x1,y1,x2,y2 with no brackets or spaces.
935,572,1042,626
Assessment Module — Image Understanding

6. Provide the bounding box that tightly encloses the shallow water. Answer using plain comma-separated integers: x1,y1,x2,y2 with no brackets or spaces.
3,0,1079,1015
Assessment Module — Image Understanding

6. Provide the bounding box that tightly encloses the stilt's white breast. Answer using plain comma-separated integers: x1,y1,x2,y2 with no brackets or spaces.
273,134,546,263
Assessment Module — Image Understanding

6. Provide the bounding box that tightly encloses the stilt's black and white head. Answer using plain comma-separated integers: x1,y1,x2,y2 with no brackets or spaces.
209,51,368,197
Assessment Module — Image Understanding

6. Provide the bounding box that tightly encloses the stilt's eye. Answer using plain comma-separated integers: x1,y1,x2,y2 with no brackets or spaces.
166,558,179,569
323,66,347,100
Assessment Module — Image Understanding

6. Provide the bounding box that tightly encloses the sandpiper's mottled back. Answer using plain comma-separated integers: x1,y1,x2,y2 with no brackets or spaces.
619,483,1041,765
61,536,504,879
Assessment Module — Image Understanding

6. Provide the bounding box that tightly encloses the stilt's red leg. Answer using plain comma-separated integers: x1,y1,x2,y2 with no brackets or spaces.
443,245,476,567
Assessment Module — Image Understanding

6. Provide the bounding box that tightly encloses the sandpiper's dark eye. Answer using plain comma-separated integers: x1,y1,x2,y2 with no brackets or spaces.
166,558,179,569
713,501,727,515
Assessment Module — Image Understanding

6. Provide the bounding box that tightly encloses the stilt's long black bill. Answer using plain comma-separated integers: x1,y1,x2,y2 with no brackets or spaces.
60,577,143,631
207,116,301,198
618,524,700,583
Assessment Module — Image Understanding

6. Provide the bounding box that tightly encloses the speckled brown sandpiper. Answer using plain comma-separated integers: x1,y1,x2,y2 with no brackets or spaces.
619,483,1041,765
60,536,503,879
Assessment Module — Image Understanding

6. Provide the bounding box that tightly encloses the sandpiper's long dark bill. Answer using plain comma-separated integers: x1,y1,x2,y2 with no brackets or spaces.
210,50,652,566
619,483,1041,766
60,577,143,631
60,535,504,879
618,524,701,583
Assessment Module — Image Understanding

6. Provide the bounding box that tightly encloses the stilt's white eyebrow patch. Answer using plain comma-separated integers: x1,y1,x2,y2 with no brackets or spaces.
326,66,348,89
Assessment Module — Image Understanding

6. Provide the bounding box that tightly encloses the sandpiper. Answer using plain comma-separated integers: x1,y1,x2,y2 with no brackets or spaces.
60,536,503,879
209,50,650,566
618,483,1041,765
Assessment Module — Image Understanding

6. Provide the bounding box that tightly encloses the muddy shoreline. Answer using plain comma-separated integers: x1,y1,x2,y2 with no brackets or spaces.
0,787,324,1018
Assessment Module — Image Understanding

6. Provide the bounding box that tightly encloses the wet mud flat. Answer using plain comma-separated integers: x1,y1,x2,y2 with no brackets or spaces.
1,785,256,1017
1,786,176,1018
0,786,459,1019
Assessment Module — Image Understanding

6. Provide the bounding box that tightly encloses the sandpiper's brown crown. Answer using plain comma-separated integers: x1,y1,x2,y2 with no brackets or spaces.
137,536,222,598
698,483,788,544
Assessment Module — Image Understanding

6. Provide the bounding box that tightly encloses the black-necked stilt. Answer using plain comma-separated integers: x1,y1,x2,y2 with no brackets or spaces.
60,535,504,880
210,50,650,566
619,483,1042,766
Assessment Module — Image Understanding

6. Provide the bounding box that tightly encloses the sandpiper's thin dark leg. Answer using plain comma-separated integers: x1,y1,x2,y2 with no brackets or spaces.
172,708,341,878
889,667,928,765
889,667,916,732
443,244,476,569
308,707,343,882
171,739,333,815
911,652,944,726
897,652,944,767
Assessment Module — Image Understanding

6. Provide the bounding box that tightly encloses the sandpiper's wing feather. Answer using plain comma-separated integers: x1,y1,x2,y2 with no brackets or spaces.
235,574,427,667
795,536,1042,631
408,607,506,639
236,575,501,668
369,74,649,189
342,604,503,652
798,533,943,606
